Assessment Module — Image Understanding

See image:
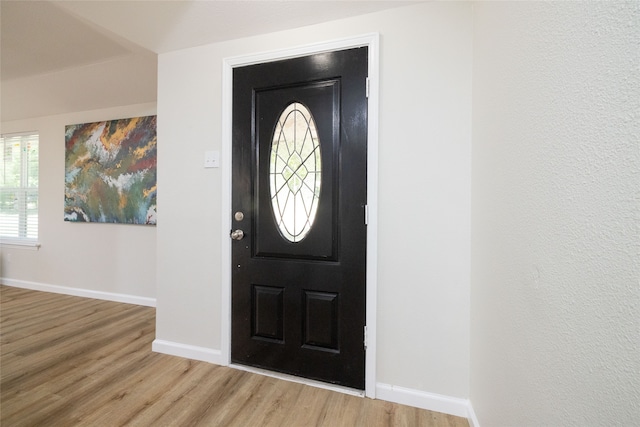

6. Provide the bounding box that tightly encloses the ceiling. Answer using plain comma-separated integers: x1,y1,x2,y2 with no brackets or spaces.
1,0,416,121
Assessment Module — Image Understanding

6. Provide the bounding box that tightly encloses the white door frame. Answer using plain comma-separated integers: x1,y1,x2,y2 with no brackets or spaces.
220,33,379,398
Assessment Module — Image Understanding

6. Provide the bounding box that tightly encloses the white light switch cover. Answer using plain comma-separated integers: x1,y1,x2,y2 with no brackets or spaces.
204,150,220,168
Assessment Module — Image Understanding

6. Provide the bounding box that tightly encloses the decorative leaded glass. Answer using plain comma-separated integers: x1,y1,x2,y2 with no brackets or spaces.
269,102,322,242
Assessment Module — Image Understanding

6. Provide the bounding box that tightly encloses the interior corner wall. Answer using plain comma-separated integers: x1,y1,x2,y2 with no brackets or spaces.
156,2,472,400
471,2,639,426
1,103,157,301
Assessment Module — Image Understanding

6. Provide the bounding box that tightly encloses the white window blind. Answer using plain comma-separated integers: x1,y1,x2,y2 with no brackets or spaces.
0,133,39,242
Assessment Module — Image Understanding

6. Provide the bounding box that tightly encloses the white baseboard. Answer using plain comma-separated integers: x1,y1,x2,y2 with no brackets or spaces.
149,336,481,424
2,278,479,424
152,339,476,422
149,341,470,421
467,401,480,427
152,339,223,365
376,383,470,419
0,278,156,307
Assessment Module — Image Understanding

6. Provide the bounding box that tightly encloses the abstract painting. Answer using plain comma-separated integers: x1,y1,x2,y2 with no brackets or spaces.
64,116,157,225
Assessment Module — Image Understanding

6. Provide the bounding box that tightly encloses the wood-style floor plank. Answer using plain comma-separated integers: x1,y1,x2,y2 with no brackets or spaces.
0,285,469,427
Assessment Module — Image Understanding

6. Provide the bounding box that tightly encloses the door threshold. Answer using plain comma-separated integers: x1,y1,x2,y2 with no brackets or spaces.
229,363,365,398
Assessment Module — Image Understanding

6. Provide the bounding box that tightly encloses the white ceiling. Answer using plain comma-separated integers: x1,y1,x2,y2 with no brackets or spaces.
1,0,416,121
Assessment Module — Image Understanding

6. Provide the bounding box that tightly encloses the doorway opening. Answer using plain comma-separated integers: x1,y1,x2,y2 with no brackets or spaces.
221,34,379,397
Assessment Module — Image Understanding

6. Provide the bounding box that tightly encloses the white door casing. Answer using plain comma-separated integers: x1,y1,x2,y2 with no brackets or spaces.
220,33,379,397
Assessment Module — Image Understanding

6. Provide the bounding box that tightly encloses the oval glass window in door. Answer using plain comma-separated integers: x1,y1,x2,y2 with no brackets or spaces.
269,102,322,242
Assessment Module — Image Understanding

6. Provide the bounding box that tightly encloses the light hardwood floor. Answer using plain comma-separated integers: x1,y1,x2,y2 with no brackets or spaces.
0,285,469,427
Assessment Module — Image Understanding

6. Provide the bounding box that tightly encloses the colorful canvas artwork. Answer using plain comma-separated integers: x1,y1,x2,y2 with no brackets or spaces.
64,116,157,225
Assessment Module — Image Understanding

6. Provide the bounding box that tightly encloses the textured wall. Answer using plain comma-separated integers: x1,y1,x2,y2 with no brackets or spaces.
471,2,639,426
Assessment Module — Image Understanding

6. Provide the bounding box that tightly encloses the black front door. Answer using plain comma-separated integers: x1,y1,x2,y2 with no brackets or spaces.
231,48,368,389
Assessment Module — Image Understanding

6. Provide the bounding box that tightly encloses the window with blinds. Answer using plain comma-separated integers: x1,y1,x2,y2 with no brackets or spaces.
0,133,39,242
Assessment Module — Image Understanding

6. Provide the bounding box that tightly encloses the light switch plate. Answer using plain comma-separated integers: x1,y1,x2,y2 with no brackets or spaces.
204,150,220,168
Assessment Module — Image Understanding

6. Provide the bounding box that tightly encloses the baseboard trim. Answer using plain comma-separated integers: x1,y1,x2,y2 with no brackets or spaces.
467,400,480,427
149,336,479,422
1,278,478,423
152,339,223,365
0,278,156,307
376,383,469,419
148,340,471,421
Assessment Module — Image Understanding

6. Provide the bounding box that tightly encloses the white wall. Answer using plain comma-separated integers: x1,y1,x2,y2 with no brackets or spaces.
471,2,640,426
1,103,157,303
157,2,472,403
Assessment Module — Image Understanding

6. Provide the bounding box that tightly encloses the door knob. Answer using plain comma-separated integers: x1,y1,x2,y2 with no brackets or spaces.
230,229,245,240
